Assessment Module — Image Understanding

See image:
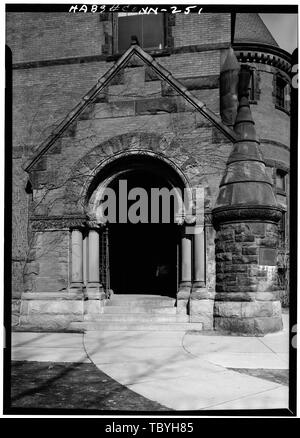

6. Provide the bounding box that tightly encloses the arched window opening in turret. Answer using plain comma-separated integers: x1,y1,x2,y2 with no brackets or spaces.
248,68,260,103
276,168,287,192
275,74,290,113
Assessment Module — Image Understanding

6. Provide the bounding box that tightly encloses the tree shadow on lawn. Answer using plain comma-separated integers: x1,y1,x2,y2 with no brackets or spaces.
10,361,171,412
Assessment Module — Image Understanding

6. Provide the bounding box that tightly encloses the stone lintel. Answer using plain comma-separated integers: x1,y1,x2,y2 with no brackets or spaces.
31,216,87,231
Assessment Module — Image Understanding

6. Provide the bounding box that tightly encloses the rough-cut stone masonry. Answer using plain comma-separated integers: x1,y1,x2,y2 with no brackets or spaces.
214,222,282,334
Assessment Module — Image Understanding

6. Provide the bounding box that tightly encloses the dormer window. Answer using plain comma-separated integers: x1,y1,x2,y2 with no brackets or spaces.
117,13,165,53
274,74,290,112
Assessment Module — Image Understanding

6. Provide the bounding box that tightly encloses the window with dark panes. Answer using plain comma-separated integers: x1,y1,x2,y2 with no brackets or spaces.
275,75,291,112
117,13,165,53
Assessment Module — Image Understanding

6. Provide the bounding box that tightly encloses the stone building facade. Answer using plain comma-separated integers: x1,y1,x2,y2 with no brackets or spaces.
7,12,291,334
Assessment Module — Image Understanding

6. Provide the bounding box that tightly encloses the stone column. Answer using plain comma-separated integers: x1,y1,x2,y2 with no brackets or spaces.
88,229,100,285
84,226,105,318
84,226,105,311
70,228,83,290
86,229,103,296
177,226,192,313
193,225,205,287
189,225,214,328
83,232,88,286
181,231,192,286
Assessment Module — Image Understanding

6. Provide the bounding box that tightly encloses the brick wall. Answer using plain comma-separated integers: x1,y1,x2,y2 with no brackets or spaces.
251,66,290,148
6,12,231,63
12,61,113,150
173,13,231,47
6,13,105,62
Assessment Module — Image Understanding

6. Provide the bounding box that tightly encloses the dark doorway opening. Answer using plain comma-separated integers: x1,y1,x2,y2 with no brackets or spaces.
109,223,179,296
95,156,186,297
105,164,182,297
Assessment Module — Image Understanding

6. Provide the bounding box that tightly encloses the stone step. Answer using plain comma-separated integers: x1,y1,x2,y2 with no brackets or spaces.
85,313,189,323
106,302,175,308
69,321,203,332
111,294,172,298
103,305,177,315
107,295,176,307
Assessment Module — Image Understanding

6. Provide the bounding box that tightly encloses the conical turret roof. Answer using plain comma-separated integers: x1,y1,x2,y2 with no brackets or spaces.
234,13,279,47
213,67,281,222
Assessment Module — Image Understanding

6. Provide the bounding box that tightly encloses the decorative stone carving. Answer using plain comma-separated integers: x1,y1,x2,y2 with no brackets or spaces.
234,46,291,74
213,206,282,225
31,216,87,231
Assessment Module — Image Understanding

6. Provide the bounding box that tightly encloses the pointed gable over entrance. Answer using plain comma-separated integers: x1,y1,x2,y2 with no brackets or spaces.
24,43,237,173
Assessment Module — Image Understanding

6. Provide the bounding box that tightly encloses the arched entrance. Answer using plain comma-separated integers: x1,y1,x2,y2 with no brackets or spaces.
86,153,189,298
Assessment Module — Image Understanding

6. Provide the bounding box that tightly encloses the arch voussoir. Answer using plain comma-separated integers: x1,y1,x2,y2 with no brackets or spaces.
63,132,188,214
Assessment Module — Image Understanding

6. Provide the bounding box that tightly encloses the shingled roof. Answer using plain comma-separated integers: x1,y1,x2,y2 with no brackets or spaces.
212,66,282,224
234,13,279,47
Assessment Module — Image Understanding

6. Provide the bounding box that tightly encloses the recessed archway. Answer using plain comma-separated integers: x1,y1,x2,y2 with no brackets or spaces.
86,153,190,297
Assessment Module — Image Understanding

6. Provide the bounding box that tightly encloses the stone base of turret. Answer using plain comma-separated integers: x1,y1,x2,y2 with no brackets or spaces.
213,221,283,335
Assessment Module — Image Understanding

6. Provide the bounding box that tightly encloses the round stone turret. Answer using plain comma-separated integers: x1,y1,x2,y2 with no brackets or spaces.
212,66,283,335
214,66,282,224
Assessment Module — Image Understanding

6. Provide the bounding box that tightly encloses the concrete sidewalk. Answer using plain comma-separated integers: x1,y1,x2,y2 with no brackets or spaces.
183,314,289,370
11,314,289,411
11,332,90,363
